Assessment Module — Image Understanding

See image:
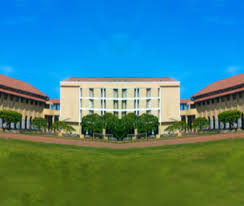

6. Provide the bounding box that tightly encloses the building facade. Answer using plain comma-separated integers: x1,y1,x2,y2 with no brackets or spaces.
0,74,49,129
60,77,181,134
43,99,60,129
0,75,60,130
180,99,197,129
191,73,244,129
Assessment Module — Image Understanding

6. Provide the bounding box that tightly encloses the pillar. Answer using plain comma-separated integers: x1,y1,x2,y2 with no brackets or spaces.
21,119,25,129
0,118,2,128
210,119,213,130
215,119,219,129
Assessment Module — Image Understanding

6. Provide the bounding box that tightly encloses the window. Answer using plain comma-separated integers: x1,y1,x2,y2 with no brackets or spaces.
10,95,14,101
239,92,243,98
180,104,185,110
26,99,29,104
203,101,205,105
122,100,127,110
89,110,94,114
101,99,107,110
216,98,220,103
190,104,196,109
146,99,151,109
21,98,24,103
113,100,119,110
30,100,33,105
35,101,38,106
221,96,225,102
104,100,106,109
4,94,8,100
113,89,119,98
101,88,106,98
227,95,230,101
122,112,127,117
146,88,151,98
134,88,139,98
146,110,151,114
114,112,118,117
122,89,127,98
89,100,94,108
89,88,94,98
211,99,215,104
233,94,236,100
15,97,19,102
207,100,210,105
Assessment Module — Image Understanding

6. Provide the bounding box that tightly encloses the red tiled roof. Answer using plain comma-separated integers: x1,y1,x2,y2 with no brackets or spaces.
49,99,60,104
192,73,244,98
63,77,177,82
194,87,244,102
0,88,47,102
180,99,191,104
0,74,48,98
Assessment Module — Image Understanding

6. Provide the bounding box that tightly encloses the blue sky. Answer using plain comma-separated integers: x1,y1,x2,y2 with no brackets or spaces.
0,0,244,99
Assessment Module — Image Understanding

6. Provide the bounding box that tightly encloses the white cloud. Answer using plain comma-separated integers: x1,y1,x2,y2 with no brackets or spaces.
226,66,241,76
0,66,15,75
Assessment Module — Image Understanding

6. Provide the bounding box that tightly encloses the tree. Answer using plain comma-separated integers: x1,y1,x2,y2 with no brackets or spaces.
165,121,189,133
52,121,75,133
218,110,241,129
81,114,104,138
102,113,116,134
31,117,48,131
121,113,137,134
0,110,22,130
136,114,159,136
193,117,209,131
112,118,128,140
165,124,177,133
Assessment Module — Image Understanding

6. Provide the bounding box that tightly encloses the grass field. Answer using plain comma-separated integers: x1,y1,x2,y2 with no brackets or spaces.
0,138,244,206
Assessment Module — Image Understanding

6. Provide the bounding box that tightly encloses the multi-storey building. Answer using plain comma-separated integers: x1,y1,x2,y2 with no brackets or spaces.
60,77,181,134
0,74,60,129
192,73,244,129
180,99,197,129
43,99,60,129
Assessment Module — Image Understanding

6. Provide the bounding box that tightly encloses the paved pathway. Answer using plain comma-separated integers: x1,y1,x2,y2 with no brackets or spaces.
0,133,244,149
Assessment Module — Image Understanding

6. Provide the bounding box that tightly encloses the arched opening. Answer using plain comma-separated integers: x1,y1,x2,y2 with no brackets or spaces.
30,116,32,130
213,116,216,130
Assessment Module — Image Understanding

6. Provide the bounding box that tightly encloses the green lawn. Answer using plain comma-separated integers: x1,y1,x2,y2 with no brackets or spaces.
0,138,244,206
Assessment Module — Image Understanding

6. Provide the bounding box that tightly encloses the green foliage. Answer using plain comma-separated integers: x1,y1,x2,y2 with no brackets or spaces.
0,110,22,129
31,117,48,131
136,113,159,135
112,118,128,139
102,113,116,133
81,114,104,137
218,110,242,129
165,121,189,133
193,117,209,131
52,121,75,133
82,113,158,139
